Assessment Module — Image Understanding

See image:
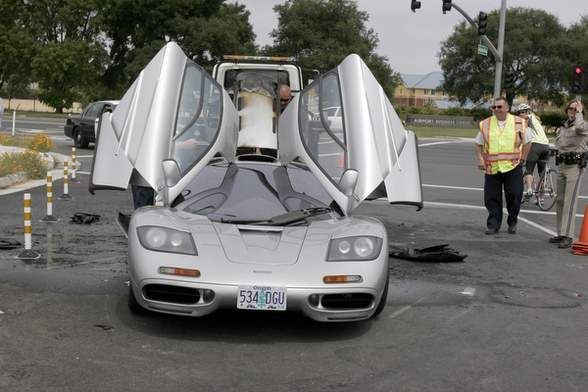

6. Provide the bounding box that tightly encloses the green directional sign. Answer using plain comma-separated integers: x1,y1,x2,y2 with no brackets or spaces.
477,42,488,57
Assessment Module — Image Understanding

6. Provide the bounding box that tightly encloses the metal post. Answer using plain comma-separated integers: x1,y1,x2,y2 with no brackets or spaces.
494,0,507,99
11,110,16,137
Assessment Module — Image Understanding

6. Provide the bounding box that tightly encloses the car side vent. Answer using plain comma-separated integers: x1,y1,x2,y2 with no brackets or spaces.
320,293,373,310
143,284,200,304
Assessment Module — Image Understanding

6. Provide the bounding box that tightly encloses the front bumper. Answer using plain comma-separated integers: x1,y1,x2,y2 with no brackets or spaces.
131,278,380,322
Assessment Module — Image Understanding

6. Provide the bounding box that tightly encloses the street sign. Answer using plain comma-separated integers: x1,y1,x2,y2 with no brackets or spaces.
477,42,488,56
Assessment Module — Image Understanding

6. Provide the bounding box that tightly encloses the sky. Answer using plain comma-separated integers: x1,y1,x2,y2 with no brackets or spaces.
235,0,588,75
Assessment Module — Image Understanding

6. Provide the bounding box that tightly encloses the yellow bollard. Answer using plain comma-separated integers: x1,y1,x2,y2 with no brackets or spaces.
18,193,41,260
59,160,72,200
41,174,58,222
70,147,80,183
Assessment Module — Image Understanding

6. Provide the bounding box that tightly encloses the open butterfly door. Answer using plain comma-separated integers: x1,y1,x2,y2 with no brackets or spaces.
279,54,422,215
90,42,238,203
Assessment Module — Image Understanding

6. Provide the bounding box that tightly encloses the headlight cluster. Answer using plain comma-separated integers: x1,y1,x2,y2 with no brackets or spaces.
327,236,382,261
137,226,197,255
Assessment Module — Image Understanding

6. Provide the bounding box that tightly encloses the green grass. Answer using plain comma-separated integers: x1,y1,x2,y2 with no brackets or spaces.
0,151,47,179
0,133,54,152
409,127,479,139
14,110,74,118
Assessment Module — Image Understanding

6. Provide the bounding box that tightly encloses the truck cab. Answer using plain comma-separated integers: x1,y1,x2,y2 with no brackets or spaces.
212,55,304,158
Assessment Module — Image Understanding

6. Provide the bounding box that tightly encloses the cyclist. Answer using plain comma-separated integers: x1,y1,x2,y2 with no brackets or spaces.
515,103,550,201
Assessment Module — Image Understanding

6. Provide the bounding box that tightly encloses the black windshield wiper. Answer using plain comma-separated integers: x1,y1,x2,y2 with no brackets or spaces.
218,207,333,226
263,207,333,226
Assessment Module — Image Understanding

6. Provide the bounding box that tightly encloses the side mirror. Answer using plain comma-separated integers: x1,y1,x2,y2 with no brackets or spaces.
339,169,358,197
162,159,181,188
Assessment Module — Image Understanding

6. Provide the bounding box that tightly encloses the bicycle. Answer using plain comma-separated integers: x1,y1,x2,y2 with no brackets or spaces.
522,148,558,211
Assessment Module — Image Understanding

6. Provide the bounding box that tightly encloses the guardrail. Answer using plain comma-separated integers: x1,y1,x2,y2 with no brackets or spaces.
406,114,476,129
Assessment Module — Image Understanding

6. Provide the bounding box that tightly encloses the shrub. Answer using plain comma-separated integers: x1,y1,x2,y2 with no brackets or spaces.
0,151,47,179
28,134,54,152
540,111,567,128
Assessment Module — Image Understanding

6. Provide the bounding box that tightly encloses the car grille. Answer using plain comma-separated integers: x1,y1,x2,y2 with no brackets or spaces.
320,293,374,310
143,284,201,305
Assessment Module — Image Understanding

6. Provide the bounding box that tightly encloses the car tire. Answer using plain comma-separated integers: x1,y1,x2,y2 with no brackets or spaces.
128,286,149,315
372,274,389,318
74,128,89,149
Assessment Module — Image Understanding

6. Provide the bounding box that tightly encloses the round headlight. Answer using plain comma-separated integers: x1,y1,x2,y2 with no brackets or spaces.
353,237,374,258
338,240,351,254
145,227,167,248
169,231,185,247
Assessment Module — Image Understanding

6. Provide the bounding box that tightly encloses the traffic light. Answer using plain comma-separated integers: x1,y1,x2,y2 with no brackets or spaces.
442,0,452,14
411,0,421,12
478,12,488,35
572,66,585,94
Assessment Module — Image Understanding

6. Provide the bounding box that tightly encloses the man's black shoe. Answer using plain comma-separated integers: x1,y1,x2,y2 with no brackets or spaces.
485,228,499,235
508,224,517,234
549,235,565,243
558,237,573,248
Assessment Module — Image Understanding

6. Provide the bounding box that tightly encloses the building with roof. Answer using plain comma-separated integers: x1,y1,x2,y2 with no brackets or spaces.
394,71,451,107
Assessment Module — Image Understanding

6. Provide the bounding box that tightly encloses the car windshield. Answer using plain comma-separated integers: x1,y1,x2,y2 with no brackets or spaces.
178,161,336,223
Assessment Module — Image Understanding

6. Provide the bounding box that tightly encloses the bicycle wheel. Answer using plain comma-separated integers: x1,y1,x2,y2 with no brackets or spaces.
537,167,558,211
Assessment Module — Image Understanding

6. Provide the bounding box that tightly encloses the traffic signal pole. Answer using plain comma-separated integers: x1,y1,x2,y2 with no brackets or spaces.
449,1,507,99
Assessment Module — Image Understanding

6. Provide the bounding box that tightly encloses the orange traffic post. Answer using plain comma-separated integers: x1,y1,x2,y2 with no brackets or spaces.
59,160,72,200
572,205,588,255
17,193,41,260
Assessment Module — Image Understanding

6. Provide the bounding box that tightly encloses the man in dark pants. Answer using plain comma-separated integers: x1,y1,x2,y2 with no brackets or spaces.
475,98,529,234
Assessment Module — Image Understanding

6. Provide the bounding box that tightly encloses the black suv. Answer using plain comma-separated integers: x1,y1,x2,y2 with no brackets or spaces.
64,100,119,148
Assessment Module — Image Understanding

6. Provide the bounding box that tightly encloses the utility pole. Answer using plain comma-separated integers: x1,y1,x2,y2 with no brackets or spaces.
412,0,508,99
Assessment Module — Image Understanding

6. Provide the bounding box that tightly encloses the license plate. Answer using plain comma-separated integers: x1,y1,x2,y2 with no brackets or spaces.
237,286,287,311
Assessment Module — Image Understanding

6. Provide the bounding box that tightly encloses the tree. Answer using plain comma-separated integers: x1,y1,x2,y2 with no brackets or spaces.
267,0,400,98
439,7,568,106
23,0,109,111
0,0,35,93
99,0,256,96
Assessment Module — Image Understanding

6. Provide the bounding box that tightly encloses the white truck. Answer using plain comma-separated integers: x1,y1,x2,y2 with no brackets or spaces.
212,55,305,155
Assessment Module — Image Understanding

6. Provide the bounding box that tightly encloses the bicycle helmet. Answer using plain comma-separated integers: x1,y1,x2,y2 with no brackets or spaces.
514,103,531,114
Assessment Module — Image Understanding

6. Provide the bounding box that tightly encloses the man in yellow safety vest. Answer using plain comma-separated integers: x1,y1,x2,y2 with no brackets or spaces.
475,97,530,234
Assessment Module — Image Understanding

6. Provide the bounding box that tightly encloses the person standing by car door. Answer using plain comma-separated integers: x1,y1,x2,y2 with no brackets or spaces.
475,97,529,234
550,100,588,248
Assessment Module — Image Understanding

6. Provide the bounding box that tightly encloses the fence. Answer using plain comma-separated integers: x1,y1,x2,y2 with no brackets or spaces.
405,114,476,129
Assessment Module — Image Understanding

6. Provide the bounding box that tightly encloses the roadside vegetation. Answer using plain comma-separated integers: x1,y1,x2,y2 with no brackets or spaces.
0,150,47,179
0,134,53,180
0,134,54,152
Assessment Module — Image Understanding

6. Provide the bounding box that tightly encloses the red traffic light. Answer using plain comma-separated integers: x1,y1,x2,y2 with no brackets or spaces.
575,66,584,75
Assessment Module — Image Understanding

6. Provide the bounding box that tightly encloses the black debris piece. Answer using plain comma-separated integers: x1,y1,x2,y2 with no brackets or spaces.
389,244,467,263
0,238,21,250
70,213,101,224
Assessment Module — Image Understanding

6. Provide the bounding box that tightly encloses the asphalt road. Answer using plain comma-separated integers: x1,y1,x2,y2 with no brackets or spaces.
1,138,587,391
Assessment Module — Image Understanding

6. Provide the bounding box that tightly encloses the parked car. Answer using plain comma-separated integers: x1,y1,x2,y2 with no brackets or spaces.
64,100,119,148
90,42,422,322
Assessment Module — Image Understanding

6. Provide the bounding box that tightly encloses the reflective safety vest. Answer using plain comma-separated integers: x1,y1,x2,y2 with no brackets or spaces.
480,114,526,175
528,113,549,145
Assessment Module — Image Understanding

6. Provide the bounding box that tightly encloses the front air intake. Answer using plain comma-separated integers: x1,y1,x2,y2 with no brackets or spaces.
320,293,374,310
143,284,200,304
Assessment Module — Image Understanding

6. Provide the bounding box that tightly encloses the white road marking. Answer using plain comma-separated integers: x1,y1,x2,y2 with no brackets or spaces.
318,152,342,157
388,296,426,319
459,287,476,296
424,183,588,208
419,140,466,147
423,201,558,236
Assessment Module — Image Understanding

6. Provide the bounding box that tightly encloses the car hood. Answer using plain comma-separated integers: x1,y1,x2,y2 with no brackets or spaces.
132,208,384,266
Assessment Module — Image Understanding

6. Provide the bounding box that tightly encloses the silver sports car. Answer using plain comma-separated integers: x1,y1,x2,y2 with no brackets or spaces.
90,42,422,322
